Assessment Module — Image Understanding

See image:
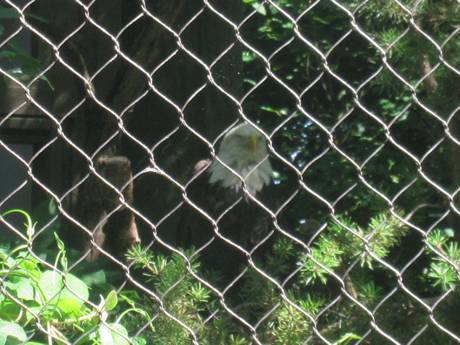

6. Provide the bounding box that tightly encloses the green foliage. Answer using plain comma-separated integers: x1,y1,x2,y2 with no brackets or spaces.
0,210,129,344
266,303,311,345
125,246,209,344
298,212,408,285
426,229,460,291
1,206,460,344
235,0,460,341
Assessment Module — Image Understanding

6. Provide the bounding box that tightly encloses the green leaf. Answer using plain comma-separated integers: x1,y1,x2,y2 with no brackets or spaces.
242,51,256,63
0,301,20,321
104,290,118,311
260,105,289,116
132,337,147,345
15,277,36,301
17,258,40,280
38,270,89,315
252,2,267,15
0,320,27,343
312,15,329,25
334,332,362,345
98,323,129,345
282,21,294,30
81,270,106,287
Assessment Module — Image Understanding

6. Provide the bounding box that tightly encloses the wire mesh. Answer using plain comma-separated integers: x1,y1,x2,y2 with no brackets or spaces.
0,0,459,344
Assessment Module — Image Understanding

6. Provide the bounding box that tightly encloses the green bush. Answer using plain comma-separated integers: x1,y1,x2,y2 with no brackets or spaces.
1,208,459,344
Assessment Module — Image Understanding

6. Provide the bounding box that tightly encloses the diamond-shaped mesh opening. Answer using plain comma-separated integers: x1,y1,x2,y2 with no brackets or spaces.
422,140,460,194
301,73,356,129
242,77,299,127
333,109,387,164
268,37,324,94
181,7,236,64
415,64,460,120
385,28,441,85
361,143,418,199
326,32,382,89
358,72,413,124
271,118,330,168
297,1,352,53
390,104,445,157
302,149,358,202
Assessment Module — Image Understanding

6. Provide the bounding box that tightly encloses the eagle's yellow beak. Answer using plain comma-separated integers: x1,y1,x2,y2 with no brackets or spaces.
248,135,258,152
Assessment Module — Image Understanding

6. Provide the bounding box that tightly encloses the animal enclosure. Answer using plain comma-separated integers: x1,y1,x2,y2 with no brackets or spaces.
0,0,460,344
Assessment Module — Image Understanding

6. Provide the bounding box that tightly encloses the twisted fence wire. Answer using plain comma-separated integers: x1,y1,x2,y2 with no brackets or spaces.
0,0,459,344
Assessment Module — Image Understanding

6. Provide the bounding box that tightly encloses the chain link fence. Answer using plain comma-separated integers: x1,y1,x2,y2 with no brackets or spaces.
0,0,459,344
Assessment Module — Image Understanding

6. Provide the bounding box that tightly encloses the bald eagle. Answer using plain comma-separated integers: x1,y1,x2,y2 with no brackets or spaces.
178,123,275,280
208,122,273,196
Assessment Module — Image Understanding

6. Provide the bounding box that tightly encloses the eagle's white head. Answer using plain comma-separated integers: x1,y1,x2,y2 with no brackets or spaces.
208,123,273,196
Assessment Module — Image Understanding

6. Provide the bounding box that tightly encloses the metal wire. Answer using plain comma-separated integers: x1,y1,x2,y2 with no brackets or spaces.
0,0,459,344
